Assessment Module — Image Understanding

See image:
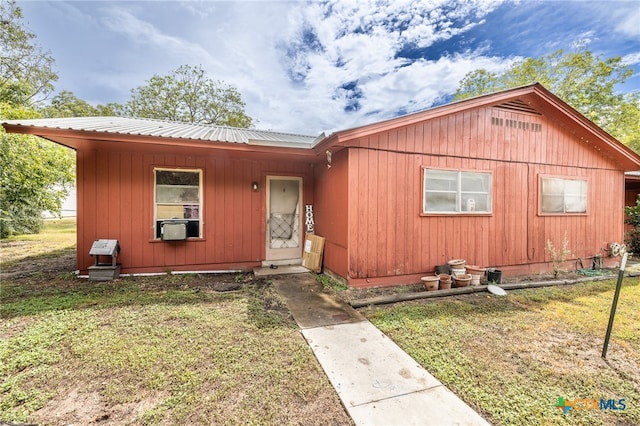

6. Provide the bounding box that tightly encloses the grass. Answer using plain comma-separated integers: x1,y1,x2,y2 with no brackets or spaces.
0,275,351,425
315,273,348,292
0,218,76,268
365,278,640,425
0,224,351,425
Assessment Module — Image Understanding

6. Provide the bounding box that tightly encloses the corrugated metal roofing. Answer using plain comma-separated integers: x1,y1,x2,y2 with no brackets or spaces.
1,116,319,147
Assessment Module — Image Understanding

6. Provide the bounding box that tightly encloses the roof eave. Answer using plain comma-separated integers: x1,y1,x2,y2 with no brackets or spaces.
1,124,319,160
529,84,640,171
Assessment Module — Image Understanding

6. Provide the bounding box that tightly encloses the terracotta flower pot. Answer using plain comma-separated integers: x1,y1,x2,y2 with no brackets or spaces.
421,276,439,291
465,265,485,274
448,259,466,268
438,274,452,290
454,273,472,287
465,265,485,286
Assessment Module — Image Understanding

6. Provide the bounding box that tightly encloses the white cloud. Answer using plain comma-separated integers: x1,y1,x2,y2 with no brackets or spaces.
260,0,513,133
23,0,638,136
100,7,215,65
622,52,640,66
614,5,640,38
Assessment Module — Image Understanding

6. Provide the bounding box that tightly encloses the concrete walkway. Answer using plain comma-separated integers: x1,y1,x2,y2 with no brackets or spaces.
270,273,491,426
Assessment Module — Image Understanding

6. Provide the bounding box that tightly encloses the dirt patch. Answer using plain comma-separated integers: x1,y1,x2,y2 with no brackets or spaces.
32,388,167,426
0,250,76,280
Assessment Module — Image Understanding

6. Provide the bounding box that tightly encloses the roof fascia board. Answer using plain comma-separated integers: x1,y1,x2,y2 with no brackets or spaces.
2,124,318,160
529,84,640,170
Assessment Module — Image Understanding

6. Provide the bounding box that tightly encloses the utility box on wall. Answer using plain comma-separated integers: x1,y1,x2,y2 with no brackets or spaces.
161,220,188,241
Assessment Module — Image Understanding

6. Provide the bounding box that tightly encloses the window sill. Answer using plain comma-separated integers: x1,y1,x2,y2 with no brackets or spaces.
538,212,588,217
149,238,207,243
420,212,493,217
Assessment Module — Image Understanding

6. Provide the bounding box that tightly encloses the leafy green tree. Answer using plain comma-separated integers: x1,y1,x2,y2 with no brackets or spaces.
40,90,123,118
125,65,253,127
0,1,74,237
1,103,74,237
454,49,639,148
0,0,57,105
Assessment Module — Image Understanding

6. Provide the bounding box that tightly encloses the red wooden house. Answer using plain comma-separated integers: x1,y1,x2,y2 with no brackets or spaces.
4,83,640,287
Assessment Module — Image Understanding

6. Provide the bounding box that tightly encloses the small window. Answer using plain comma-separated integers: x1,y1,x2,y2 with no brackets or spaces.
155,169,202,238
540,177,587,214
423,169,492,214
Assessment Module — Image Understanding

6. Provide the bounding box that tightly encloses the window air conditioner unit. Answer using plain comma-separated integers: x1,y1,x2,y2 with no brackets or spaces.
161,220,188,241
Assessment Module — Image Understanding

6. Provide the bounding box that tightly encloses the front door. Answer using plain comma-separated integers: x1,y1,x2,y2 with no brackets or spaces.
265,176,302,263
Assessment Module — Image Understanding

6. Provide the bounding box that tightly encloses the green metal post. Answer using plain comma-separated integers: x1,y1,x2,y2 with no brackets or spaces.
602,252,628,359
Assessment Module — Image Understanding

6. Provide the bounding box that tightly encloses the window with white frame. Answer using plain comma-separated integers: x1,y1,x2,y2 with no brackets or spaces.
540,177,587,214
423,169,492,214
155,169,202,238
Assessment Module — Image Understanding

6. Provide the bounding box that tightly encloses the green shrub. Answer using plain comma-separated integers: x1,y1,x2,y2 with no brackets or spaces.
625,196,640,254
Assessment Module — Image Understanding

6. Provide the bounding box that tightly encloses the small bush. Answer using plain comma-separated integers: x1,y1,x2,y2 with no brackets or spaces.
625,196,640,254
545,232,572,278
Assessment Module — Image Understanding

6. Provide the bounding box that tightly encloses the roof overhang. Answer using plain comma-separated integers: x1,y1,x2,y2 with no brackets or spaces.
1,119,321,162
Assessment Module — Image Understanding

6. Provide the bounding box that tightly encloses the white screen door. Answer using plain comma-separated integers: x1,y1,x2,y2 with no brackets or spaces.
265,176,302,261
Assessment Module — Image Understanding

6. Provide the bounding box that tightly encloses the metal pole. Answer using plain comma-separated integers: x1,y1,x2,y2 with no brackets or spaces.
602,252,628,359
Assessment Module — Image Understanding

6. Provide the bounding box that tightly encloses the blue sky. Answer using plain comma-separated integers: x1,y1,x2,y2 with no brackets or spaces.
18,0,640,135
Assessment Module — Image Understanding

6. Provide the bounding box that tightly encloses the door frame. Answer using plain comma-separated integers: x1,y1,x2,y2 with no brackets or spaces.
264,175,303,264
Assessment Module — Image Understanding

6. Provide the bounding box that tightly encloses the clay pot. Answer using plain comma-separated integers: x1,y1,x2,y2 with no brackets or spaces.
421,276,439,291
465,265,485,286
438,274,452,290
454,273,472,287
448,259,466,268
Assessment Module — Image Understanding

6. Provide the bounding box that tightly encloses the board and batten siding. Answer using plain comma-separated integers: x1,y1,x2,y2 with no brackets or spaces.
313,148,349,278
344,105,625,286
76,141,313,274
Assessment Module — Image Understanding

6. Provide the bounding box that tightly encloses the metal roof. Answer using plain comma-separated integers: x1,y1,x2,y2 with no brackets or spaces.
1,116,319,147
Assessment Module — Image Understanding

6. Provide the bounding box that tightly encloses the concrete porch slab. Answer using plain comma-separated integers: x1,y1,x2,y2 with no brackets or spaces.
271,274,365,328
253,265,309,277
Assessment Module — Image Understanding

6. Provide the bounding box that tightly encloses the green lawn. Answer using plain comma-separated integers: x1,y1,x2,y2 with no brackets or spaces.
0,274,352,425
365,278,640,425
0,221,352,425
0,218,76,268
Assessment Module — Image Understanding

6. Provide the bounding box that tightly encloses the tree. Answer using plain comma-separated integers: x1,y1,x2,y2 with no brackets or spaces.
0,103,74,237
0,1,74,237
454,49,640,149
125,65,253,127
0,0,57,105
40,90,123,118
